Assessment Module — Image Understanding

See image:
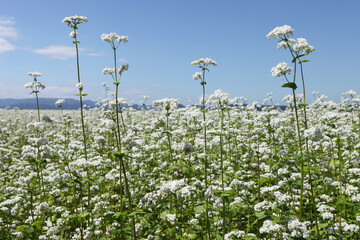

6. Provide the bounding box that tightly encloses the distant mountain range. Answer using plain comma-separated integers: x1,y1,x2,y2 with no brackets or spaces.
0,98,286,110
0,98,97,110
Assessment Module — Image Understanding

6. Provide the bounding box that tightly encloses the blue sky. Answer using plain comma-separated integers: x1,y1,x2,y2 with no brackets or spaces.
0,0,359,105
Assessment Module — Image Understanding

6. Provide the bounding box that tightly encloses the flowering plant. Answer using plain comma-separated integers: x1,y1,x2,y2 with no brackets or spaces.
25,72,44,121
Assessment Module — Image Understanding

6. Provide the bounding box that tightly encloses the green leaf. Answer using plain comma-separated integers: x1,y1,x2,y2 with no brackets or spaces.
299,59,310,63
128,210,146,217
82,94,88,97
220,192,231,197
209,132,222,136
75,94,81,96
68,214,77,219
218,174,230,182
194,202,206,213
96,176,105,183
114,152,125,160
255,211,266,219
113,212,124,218
81,211,89,218
318,223,328,229
281,82,297,90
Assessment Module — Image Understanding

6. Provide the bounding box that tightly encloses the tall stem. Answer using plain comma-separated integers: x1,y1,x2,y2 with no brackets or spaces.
299,61,320,239
220,108,226,239
73,30,88,239
201,68,211,240
35,91,40,122
291,88,304,221
113,47,137,240
74,32,88,161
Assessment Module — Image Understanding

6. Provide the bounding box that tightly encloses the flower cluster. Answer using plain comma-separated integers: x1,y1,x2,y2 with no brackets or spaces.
153,98,180,110
193,72,201,80
109,98,128,108
102,68,116,75
191,58,217,66
266,25,294,39
24,82,45,90
69,30,78,39
102,64,129,76
62,15,88,27
271,62,292,77
76,82,84,90
293,38,315,55
118,64,129,75
101,33,128,44
55,99,65,108
28,72,42,78
207,89,230,106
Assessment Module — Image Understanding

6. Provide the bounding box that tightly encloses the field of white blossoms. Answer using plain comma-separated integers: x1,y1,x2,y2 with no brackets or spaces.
1,16,360,240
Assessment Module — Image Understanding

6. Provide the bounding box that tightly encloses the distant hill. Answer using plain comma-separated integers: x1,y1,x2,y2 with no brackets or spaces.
0,98,287,110
0,98,97,110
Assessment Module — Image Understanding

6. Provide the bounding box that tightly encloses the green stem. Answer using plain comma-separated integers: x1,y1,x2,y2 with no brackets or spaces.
112,46,137,240
201,68,211,240
74,31,88,161
220,108,226,239
35,91,40,122
291,88,304,221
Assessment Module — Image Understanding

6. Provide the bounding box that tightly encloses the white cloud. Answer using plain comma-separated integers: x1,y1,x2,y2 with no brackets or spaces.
87,52,105,56
0,38,15,53
0,82,77,99
30,45,104,60
42,86,77,98
0,17,17,53
31,45,78,60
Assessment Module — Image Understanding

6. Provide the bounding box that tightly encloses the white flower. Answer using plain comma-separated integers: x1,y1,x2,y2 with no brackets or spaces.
271,62,292,77
259,220,284,234
24,82,34,88
267,25,294,39
277,38,295,50
191,58,217,66
293,38,315,55
62,15,88,27
207,89,230,106
69,30,78,39
35,82,45,89
193,72,201,80
101,33,128,44
118,64,129,75
109,98,128,107
102,68,115,75
224,230,247,240
287,218,311,239
117,36,128,43
166,214,176,224
55,99,65,108
101,33,119,43
153,98,180,110
345,89,356,96
76,83,84,89
28,72,42,77
304,127,323,141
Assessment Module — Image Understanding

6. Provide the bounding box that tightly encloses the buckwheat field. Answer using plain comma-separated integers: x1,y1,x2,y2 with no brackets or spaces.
1,17,360,240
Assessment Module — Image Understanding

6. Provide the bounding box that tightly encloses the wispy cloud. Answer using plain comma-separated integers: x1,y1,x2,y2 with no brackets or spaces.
87,52,105,57
43,86,77,98
30,45,78,60
0,38,15,52
29,45,104,60
0,82,77,99
0,17,17,53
